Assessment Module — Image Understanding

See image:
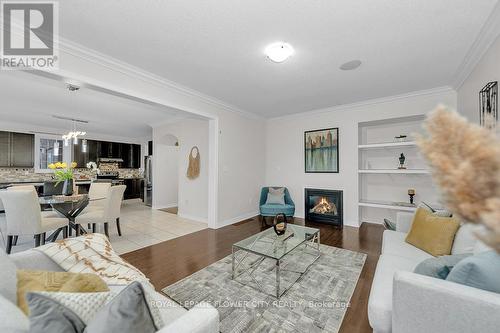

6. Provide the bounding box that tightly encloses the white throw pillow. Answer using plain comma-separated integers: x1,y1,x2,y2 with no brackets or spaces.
266,187,285,205
0,294,29,333
474,240,493,254
451,224,478,255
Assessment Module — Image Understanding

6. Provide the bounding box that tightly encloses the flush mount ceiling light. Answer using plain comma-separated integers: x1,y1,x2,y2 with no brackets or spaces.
340,60,362,71
265,42,294,63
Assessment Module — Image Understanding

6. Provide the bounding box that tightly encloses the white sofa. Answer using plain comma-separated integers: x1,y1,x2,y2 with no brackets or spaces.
367,212,500,333
0,249,219,333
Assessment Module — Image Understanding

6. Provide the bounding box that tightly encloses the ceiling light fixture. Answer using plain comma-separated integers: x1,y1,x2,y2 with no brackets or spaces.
340,60,362,71
265,42,294,63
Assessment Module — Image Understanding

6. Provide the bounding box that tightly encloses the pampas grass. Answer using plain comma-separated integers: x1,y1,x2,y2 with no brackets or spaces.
417,106,500,252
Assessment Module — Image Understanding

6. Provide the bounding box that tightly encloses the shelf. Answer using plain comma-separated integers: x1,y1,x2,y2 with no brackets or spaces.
358,141,417,149
358,200,417,212
358,169,430,174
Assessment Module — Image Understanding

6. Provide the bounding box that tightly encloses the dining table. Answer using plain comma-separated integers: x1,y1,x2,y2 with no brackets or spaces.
39,194,105,242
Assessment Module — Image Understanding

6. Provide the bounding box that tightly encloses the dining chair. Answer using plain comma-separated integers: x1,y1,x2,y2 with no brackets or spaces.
83,182,111,230
74,185,126,238
0,190,69,254
7,185,62,245
87,182,111,209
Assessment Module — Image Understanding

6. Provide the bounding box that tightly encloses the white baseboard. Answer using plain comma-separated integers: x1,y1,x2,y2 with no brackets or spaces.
152,203,178,210
178,212,208,224
218,211,259,229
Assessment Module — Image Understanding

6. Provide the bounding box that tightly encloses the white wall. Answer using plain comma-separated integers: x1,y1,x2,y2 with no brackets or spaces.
265,89,457,227
458,35,500,123
152,144,179,210
153,119,209,222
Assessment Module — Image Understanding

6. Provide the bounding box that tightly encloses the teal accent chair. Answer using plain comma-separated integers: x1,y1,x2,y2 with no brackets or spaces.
259,187,295,226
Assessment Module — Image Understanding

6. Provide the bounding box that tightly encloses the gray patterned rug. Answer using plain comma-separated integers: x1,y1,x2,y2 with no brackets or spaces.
162,244,366,333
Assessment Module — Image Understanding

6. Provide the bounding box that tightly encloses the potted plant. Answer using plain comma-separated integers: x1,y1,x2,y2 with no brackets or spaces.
48,161,78,196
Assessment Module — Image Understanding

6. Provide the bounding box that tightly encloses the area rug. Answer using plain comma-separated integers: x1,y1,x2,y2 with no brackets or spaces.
162,244,366,333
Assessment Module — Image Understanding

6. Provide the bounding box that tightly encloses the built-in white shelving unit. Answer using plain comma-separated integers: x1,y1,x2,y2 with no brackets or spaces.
358,169,430,174
358,115,439,225
358,141,417,149
358,200,417,212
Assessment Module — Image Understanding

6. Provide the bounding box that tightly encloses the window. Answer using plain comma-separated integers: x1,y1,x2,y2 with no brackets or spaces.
35,134,71,172
39,138,63,169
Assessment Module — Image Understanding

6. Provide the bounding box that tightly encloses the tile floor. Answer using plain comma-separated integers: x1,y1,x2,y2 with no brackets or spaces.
0,199,208,255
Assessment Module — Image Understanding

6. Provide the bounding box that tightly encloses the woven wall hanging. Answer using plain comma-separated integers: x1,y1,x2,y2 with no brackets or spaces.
186,146,200,179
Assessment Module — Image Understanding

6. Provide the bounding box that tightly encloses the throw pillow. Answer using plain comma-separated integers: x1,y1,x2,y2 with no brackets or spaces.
266,187,285,205
451,223,478,255
419,201,453,217
17,270,109,315
27,282,159,333
33,291,114,324
414,253,471,279
405,208,460,256
383,218,396,231
446,251,500,293
474,239,493,254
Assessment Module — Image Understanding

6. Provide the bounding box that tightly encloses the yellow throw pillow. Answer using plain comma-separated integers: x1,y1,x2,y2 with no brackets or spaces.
17,270,109,315
405,208,460,257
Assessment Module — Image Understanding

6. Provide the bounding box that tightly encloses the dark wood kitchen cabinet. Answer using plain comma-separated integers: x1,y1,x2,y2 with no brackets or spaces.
0,131,34,167
73,140,140,169
123,178,143,199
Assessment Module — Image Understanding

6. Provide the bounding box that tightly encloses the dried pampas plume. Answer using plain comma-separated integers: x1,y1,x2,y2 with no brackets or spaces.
187,146,200,180
416,105,500,252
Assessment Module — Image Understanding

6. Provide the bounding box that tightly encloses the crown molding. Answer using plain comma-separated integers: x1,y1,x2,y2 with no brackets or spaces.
57,37,264,121
268,86,455,120
451,2,500,89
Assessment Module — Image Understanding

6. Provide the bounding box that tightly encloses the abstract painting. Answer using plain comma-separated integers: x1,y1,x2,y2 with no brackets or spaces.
305,127,339,173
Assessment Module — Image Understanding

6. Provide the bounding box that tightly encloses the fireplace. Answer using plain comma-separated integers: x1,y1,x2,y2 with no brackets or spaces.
304,188,343,227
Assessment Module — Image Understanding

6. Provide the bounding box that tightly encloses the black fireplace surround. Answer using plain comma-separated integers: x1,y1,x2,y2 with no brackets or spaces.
304,188,343,227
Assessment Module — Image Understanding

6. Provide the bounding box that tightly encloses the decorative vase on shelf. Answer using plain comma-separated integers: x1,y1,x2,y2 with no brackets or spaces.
398,153,406,169
62,179,73,196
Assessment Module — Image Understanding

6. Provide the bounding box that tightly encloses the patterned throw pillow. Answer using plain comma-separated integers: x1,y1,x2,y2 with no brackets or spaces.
17,270,109,315
27,282,163,333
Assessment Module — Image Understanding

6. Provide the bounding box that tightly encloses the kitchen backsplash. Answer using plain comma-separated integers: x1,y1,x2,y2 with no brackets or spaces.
0,168,143,182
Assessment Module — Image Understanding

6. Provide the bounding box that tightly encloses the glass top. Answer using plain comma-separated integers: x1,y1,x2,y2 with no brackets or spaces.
233,224,319,260
39,194,89,205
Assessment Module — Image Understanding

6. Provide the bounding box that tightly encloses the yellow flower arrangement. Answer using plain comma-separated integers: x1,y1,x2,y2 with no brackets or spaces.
50,161,78,186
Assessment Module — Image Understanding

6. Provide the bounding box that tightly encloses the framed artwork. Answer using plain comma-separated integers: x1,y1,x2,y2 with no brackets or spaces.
304,127,339,173
479,81,498,129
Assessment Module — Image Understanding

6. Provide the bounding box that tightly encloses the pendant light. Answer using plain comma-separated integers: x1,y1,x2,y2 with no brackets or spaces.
53,140,60,156
82,139,88,153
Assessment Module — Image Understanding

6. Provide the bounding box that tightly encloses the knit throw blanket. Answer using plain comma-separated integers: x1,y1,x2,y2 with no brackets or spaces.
35,233,150,286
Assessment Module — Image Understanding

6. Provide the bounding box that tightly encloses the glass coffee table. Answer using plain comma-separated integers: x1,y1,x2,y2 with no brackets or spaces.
232,224,320,298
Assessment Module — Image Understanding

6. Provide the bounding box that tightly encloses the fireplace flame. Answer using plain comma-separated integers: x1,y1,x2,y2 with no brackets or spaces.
311,197,338,215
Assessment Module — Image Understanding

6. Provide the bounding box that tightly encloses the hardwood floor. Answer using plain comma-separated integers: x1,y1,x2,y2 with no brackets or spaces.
122,217,384,333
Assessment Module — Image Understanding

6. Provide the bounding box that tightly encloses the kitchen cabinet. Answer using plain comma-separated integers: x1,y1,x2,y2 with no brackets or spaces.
73,140,140,169
123,178,143,199
0,131,34,167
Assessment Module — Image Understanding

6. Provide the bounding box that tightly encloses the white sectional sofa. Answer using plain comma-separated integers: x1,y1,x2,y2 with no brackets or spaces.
368,212,500,333
1,249,219,333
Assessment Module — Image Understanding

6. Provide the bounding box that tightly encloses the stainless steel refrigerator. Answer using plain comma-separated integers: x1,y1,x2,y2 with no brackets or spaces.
144,156,153,206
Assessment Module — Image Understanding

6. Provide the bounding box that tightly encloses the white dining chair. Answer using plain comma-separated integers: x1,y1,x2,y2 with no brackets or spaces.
7,185,62,245
82,182,112,231
74,185,126,238
0,190,69,254
87,182,111,209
